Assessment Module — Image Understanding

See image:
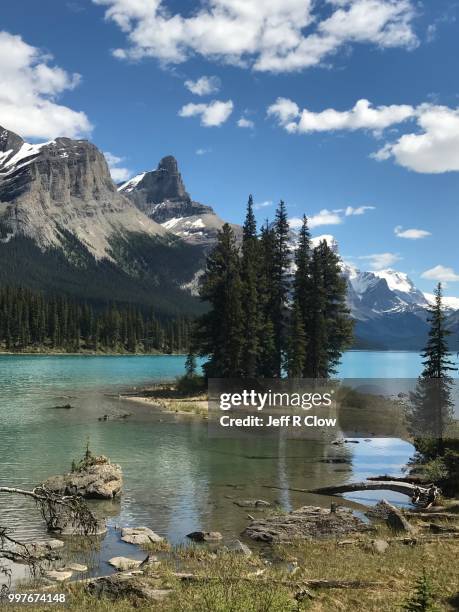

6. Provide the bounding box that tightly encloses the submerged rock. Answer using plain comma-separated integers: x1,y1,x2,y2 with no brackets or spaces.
65,563,88,572
43,455,122,499
45,570,72,582
121,527,164,545
244,506,372,543
187,531,223,542
234,499,271,508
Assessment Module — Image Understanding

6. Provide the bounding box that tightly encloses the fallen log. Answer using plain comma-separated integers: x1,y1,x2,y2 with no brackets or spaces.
310,481,428,498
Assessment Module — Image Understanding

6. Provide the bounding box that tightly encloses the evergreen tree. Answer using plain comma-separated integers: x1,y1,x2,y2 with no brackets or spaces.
304,244,328,378
408,283,455,457
240,195,261,377
258,221,278,377
403,569,439,612
195,224,244,378
185,349,197,378
289,215,311,376
272,200,290,377
319,240,353,376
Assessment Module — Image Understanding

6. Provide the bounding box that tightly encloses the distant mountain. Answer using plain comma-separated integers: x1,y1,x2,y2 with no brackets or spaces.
0,127,205,315
119,156,241,247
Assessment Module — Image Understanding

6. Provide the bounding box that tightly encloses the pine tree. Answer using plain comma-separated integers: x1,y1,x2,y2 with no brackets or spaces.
319,240,353,376
272,201,290,377
185,349,197,378
195,224,244,378
289,215,311,376
240,195,261,377
258,221,278,377
304,245,328,378
403,569,439,612
408,283,455,457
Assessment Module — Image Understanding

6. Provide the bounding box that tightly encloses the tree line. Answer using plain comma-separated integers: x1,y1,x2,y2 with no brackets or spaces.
193,197,353,379
0,286,193,354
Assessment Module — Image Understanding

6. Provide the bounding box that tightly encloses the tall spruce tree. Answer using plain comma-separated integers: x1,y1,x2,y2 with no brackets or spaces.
320,240,353,376
258,221,277,377
303,244,328,378
288,215,311,376
408,283,455,457
195,223,244,378
272,200,290,377
240,195,260,377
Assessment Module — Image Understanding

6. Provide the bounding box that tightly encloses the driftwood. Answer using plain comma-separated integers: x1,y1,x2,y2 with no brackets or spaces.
310,481,428,498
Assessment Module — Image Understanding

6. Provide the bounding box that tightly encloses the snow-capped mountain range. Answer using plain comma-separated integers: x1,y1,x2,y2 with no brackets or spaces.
0,124,457,349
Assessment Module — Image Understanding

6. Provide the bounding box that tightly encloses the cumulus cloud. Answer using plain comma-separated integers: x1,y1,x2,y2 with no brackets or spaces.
421,265,459,283
269,96,459,174
268,98,414,133
179,99,233,127
359,252,402,270
0,31,92,139
237,117,255,129
345,205,375,216
373,104,459,173
290,209,343,230
93,0,418,73
104,152,131,182
394,225,431,239
185,75,220,96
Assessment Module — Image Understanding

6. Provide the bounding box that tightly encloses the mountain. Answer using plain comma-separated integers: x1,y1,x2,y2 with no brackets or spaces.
119,156,241,247
0,127,205,315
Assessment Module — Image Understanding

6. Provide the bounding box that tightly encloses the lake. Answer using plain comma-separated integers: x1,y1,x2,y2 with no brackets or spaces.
0,351,454,580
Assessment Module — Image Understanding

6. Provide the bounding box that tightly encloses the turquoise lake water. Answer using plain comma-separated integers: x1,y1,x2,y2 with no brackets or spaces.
1,351,457,581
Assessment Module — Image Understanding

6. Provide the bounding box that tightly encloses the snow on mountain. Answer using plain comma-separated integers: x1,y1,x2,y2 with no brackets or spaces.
118,172,146,193
424,293,459,311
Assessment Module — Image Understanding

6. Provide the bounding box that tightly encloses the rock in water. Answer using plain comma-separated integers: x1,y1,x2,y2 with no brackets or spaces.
120,527,164,545
43,455,122,499
108,557,143,571
187,531,223,542
244,506,371,543
44,570,73,582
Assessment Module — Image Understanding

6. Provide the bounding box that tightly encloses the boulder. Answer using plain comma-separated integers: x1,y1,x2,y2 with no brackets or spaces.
225,540,252,557
108,557,143,571
244,506,372,543
187,531,223,542
43,456,122,499
44,570,72,582
372,539,389,554
121,527,164,546
65,563,88,572
86,574,172,601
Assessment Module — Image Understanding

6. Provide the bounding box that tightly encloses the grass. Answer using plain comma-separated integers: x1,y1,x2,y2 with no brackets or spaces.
18,521,459,612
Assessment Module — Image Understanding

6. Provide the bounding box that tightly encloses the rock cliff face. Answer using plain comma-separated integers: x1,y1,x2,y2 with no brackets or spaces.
0,126,166,259
119,156,241,247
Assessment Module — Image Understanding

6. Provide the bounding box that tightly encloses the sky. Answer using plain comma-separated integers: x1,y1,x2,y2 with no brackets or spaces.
1,0,459,296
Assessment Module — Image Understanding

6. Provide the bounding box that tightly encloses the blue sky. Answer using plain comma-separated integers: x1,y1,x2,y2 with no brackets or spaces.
1,0,459,295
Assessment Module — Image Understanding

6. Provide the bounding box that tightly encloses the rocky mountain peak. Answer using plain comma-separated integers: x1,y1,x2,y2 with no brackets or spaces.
0,126,24,155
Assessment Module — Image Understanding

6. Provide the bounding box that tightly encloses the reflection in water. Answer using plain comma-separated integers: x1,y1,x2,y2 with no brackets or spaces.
0,354,416,579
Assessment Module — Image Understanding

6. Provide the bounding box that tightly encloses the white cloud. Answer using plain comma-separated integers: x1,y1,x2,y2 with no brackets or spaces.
373,104,459,173
421,265,459,283
179,99,233,127
359,252,402,270
269,96,459,174
268,98,414,134
291,209,343,230
345,205,375,216
237,117,255,129
196,147,212,155
104,151,131,182
394,225,431,239
0,31,92,139
93,0,418,73
254,200,273,210
185,75,220,96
